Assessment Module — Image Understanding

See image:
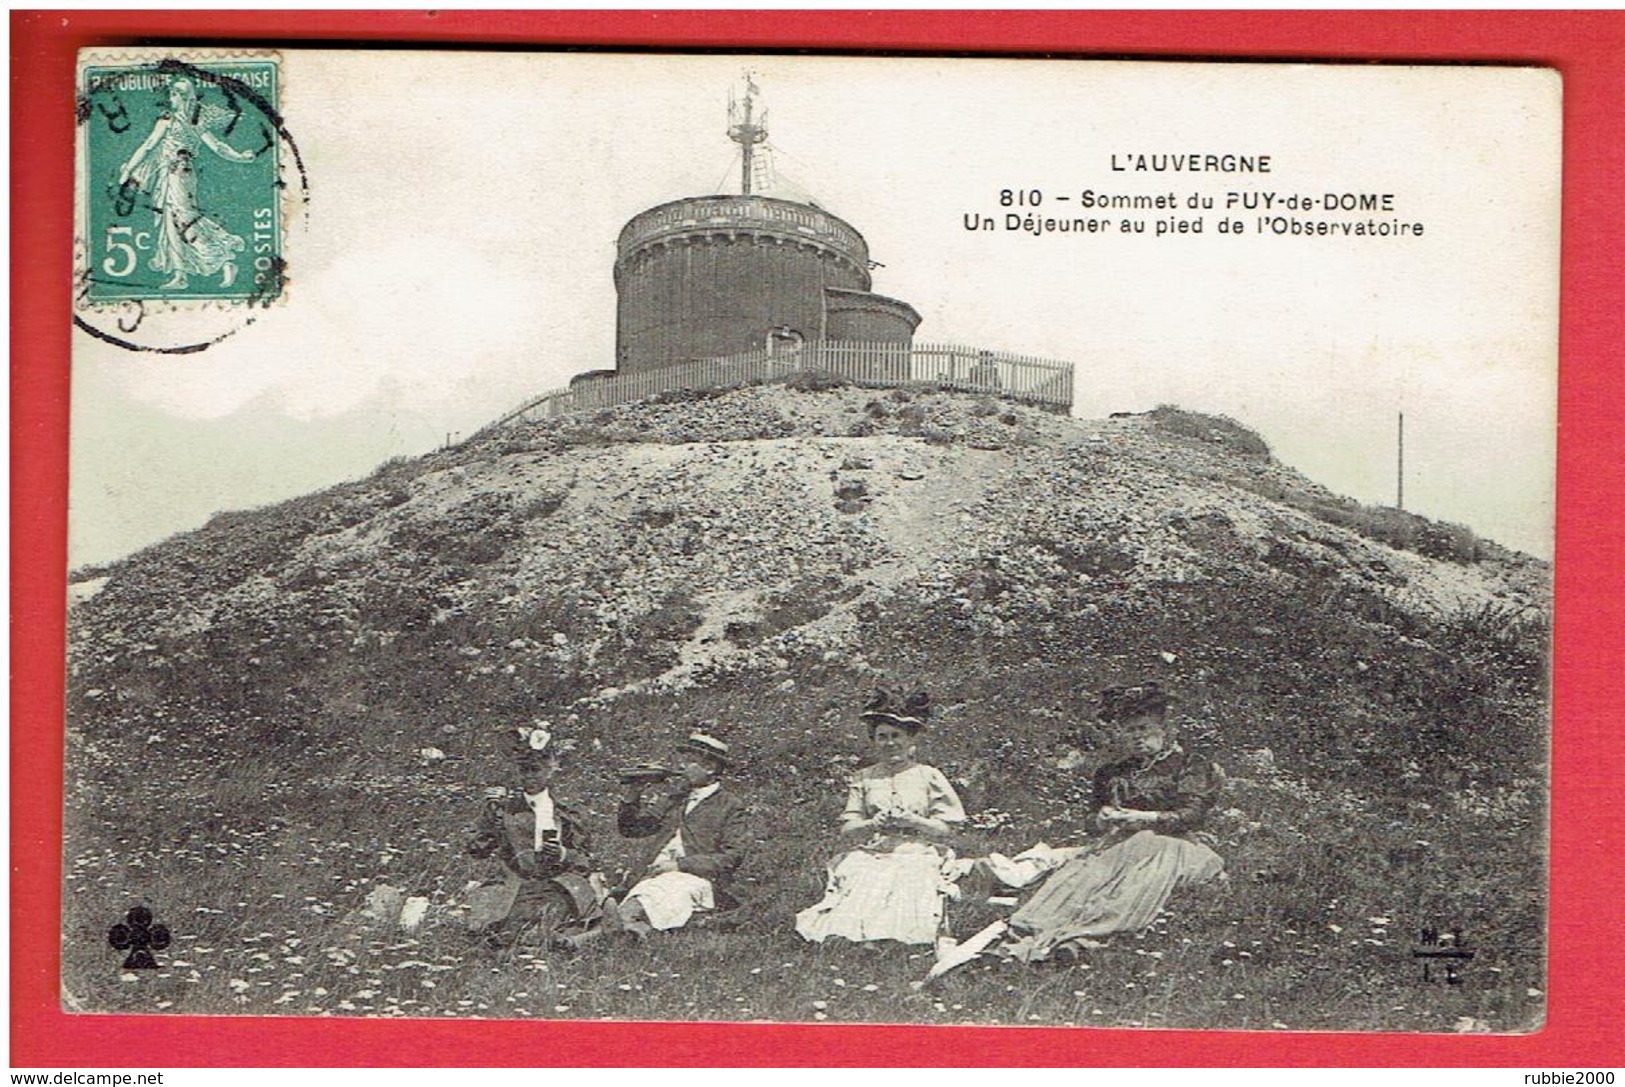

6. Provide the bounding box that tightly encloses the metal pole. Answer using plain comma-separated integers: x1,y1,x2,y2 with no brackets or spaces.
1397,411,1405,510
741,91,754,195
729,77,766,196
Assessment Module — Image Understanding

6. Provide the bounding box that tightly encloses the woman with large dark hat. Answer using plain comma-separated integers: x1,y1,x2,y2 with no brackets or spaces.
794,689,968,946
997,682,1224,962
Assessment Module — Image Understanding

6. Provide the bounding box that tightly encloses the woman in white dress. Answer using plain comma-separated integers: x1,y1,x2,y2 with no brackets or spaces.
795,690,967,946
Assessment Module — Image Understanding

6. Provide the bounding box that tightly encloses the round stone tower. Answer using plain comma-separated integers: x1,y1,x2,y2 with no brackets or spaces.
612,79,919,375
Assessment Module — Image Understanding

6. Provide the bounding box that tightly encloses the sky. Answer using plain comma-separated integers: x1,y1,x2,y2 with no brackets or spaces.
69,53,1560,567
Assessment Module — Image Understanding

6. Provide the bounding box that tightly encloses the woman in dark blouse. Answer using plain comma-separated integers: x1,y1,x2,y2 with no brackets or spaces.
1001,682,1224,962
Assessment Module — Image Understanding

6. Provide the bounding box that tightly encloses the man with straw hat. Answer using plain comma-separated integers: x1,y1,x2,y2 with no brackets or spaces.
595,731,751,942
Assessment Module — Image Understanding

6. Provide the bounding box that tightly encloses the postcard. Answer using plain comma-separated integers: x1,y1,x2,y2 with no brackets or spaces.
59,47,1557,1039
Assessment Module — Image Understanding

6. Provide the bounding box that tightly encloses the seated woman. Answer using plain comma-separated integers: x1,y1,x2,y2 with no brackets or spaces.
466,723,604,946
1000,682,1224,962
795,689,967,946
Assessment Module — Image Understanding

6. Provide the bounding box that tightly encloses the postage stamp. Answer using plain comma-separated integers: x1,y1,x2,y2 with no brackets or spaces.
74,50,298,352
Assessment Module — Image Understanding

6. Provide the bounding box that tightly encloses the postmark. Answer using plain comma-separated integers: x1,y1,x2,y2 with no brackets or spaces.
74,50,306,352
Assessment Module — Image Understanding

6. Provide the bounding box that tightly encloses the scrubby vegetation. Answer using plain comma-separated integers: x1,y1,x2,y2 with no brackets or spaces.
1148,405,1483,564
1150,404,1272,458
780,368,850,394
63,384,1547,1032
1254,486,1485,565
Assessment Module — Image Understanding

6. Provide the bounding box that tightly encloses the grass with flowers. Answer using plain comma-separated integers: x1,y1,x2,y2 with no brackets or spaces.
64,578,1545,1032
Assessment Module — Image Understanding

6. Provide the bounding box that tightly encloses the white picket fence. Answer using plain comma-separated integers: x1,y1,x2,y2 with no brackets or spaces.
476,340,1075,436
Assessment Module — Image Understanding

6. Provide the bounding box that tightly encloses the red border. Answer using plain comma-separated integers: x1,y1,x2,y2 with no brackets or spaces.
12,10,1624,1068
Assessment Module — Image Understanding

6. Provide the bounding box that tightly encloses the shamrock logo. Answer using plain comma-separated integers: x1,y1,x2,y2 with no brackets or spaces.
108,905,170,969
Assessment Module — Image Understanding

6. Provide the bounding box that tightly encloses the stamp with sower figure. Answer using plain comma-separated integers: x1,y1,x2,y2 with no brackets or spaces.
75,50,304,352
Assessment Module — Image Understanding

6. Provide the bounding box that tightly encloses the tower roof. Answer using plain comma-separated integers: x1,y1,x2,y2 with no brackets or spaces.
615,194,872,287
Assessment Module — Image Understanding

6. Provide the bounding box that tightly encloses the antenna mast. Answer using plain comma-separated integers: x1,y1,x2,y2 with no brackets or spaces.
727,73,768,195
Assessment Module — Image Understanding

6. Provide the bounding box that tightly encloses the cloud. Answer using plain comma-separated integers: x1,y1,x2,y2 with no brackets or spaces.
104,232,547,424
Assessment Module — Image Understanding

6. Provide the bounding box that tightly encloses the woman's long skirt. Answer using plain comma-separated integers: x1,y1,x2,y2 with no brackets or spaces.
795,843,957,946
1005,830,1223,961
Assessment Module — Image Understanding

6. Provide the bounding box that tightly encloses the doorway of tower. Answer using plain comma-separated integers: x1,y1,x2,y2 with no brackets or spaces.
766,326,804,357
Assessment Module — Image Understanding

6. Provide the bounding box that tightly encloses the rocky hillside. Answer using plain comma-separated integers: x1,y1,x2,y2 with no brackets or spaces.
63,380,1550,1030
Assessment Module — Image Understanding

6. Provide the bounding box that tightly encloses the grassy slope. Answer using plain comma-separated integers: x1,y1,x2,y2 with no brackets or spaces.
63,386,1548,1031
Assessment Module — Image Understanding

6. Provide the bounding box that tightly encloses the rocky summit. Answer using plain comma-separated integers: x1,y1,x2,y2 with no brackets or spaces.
63,380,1550,1029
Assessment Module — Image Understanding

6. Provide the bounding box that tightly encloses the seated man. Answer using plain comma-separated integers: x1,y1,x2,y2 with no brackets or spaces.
466,723,603,945
605,732,751,940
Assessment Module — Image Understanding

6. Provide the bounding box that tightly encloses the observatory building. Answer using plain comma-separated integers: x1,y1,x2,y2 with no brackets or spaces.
486,77,1069,429
611,81,921,375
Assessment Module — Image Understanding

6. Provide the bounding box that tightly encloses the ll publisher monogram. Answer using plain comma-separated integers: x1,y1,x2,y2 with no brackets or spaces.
1412,925,1475,984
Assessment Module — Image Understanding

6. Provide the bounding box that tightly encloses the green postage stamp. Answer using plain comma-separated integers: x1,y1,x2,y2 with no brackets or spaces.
76,52,284,308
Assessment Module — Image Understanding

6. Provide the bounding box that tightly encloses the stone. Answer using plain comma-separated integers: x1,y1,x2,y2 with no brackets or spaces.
360,884,405,926
398,897,430,931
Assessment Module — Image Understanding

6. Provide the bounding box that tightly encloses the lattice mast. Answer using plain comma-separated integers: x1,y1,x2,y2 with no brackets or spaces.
727,73,769,195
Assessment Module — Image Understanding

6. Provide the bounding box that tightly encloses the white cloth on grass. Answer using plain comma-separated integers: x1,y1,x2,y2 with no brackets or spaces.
623,871,716,930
